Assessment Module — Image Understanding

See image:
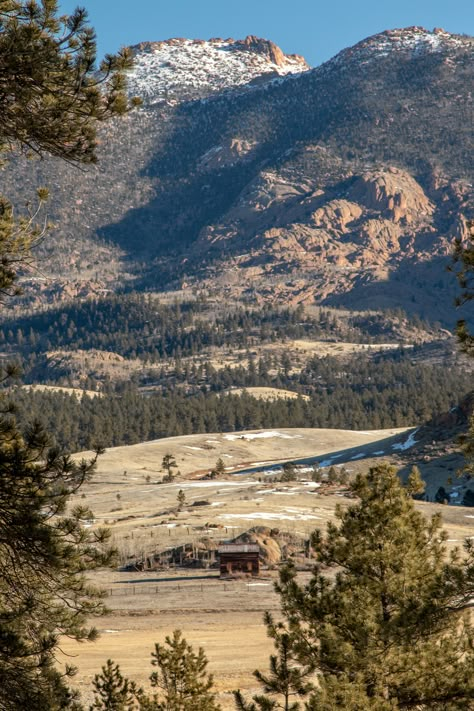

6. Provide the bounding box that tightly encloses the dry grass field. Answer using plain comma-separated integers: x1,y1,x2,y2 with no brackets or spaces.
203,339,410,375
61,427,474,708
59,577,282,709
288,339,409,356
20,384,102,398
27,336,413,389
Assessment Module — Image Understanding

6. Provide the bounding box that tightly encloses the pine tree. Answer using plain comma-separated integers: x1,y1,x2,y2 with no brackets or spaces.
452,219,474,356
452,219,474,481
162,453,178,482
0,0,137,297
259,464,474,709
0,1,137,705
177,490,186,510
90,659,141,710
435,485,450,504
280,462,296,482
140,630,221,711
234,612,313,711
462,489,474,507
214,457,226,477
0,421,115,708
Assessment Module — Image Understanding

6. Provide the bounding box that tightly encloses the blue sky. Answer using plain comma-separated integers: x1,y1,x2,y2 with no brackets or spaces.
58,0,474,67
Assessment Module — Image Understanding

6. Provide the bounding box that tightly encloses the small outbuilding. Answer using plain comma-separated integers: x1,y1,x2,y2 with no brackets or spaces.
218,543,260,578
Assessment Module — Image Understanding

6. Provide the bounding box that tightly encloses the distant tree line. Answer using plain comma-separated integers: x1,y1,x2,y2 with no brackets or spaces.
0,295,437,366
7,353,471,452
1,297,336,361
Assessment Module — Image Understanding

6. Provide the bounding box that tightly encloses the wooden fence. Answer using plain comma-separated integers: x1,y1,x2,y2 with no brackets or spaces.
104,579,273,597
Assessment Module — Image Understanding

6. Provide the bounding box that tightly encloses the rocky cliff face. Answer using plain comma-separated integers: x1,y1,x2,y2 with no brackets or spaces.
192,161,466,316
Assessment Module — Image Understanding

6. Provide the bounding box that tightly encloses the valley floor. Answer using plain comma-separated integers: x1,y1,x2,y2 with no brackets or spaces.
60,427,474,707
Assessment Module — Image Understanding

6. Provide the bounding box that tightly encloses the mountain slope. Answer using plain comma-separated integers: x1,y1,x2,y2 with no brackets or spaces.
8,27,474,323
126,36,308,104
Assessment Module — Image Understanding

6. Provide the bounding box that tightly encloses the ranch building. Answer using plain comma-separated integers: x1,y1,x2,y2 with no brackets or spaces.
218,543,260,577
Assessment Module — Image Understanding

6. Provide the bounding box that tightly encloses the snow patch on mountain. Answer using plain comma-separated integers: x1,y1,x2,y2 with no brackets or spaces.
325,27,474,72
126,37,309,104
392,428,419,452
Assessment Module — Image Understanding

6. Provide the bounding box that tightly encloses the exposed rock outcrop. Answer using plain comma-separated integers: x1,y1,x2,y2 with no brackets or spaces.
311,200,363,231
347,168,434,223
234,35,308,69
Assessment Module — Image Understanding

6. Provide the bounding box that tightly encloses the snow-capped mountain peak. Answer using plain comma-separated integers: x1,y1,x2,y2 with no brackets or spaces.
327,26,474,70
126,36,310,104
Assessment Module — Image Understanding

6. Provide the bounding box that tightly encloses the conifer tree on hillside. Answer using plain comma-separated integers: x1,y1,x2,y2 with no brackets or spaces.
162,453,178,481
213,457,226,477
177,489,186,509
453,219,474,356
453,219,474,481
0,1,137,707
234,611,313,711
236,464,474,709
91,660,141,711
0,0,137,296
140,630,221,711
280,461,297,482
0,423,115,708
91,632,222,711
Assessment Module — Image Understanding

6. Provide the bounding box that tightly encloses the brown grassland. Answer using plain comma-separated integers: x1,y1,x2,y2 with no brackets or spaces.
60,427,474,708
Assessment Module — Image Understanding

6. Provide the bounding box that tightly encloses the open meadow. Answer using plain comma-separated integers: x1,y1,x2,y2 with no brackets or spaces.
60,427,474,708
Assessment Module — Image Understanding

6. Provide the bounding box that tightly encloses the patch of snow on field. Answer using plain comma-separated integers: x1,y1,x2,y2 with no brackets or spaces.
254,487,319,495
224,430,297,441
284,486,320,493
184,446,204,451
284,506,313,513
177,481,257,489
219,512,321,522
392,428,419,452
318,459,336,467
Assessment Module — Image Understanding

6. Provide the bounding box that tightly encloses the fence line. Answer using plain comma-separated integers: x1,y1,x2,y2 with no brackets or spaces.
104,580,273,597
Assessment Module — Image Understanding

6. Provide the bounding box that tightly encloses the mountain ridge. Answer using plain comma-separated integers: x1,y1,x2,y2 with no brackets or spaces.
6,26,474,324
125,35,309,105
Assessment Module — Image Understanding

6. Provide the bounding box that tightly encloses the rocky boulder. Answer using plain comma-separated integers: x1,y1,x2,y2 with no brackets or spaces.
347,168,434,223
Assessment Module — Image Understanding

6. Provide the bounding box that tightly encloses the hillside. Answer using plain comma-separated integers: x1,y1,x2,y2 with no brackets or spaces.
58,424,474,708
126,36,309,104
5,26,472,325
